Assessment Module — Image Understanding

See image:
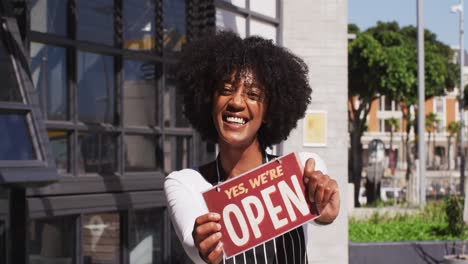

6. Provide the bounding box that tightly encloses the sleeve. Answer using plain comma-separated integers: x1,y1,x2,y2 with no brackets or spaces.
164,171,209,264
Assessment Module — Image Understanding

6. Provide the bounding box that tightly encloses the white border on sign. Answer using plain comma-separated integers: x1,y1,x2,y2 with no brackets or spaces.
303,110,327,147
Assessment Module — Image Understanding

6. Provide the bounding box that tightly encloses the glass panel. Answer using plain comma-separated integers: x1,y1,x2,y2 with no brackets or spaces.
123,60,159,126
0,28,21,102
129,208,164,264
48,130,69,174
250,0,276,18
249,19,277,44
76,0,114,45
216,9,246,38
163,0,186,54
125,135,157,171
170,224,192,264
78,133,117,174
30,42,67,120
0,220,4,264
29,0,67,35
0,188,7,264
83,212,120,264
77,51,115,124
29,216,75,264
123,0,156,51
163,64,189,127
220,0,246,8
0,114,36,160
163,136,190,174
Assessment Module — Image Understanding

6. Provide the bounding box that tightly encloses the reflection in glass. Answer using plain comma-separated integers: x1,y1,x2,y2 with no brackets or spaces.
220,0,246,8
163,136,190,174
170,224,192,264
125,135,157,171
123,0,156,51
163,64,189,127
76,0,114,45
30,43,67,120
163,0,186,54
250,0,276,18
83,213,120,264
0,28,21,102
129,208,164,264
250,19,277,44
0,114,36,160
123,60,159,126
29,0,67,35
29,216,75,264
77,51,115,124
216,9,246,38
48,130,69,173
78,133,117,174
0,220,4,264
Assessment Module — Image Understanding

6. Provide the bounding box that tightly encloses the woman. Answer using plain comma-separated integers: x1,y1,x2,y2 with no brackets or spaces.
164,31,340,264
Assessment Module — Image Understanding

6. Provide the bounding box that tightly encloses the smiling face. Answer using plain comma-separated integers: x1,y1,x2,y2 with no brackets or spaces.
212,70,267,149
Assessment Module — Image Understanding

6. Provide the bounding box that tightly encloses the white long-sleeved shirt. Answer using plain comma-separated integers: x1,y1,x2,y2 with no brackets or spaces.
164,152,328,264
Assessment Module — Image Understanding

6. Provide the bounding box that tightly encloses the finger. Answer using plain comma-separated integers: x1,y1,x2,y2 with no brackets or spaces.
195,213,221,226
303,158,316,184
306,171,324,203
321,179,338,207
315,179,329,212
199,232,222,257
207,242,224,264
193,222,222,243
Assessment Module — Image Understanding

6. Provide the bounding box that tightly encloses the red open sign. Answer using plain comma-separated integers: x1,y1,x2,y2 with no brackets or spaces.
202,152,319,258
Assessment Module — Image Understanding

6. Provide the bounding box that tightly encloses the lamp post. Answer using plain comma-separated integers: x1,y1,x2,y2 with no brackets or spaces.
417,0,426,205
451,0,465,196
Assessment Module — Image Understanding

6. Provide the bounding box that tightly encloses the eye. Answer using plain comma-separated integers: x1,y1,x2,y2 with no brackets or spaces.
220,84,234,95
246,88,263,101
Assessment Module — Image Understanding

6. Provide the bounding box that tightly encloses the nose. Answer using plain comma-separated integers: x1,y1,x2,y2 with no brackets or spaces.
228,89,246,110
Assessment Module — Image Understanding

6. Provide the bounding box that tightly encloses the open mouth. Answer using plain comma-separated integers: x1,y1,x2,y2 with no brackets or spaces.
223,114,248,125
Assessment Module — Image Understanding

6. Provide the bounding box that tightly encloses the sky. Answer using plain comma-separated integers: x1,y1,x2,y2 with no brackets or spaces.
349,0,465,49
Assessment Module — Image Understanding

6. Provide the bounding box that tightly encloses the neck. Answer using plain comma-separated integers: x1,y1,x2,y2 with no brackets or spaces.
218,138,264,180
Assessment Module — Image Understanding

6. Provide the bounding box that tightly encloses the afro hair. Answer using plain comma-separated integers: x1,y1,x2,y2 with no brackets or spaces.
176,31,312,148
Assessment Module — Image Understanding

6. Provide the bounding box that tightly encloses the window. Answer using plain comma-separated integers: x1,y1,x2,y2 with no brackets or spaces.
216,0,280,43
29,0,67,36
83,212,120,264
29,216,75,264
129,208,165,264
76,0,114,45
163,0,186,54
30,43,67,120
124,0,157,51
0,9,58,183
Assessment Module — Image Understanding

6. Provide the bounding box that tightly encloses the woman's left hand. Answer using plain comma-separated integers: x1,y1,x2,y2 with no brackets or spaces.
303,158,340,224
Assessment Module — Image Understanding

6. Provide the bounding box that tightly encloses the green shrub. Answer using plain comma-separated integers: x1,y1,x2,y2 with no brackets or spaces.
445,195,465,237
349,199,468,242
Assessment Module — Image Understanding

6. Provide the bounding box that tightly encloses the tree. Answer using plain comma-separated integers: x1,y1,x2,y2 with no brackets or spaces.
425,112,439,168
447,121,461,171
348,21,458,206
348,25,385,207
386,117,400,151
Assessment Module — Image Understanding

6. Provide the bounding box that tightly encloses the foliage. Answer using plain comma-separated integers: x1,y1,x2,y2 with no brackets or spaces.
425,112,439,133
446,196,465,237
448,121,461,137
349,200,468,242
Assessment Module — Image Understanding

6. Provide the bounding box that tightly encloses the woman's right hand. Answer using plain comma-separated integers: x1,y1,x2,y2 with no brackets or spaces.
192,212,224,264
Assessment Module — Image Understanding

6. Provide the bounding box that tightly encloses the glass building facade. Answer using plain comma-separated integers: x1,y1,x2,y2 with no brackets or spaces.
0,0,281,263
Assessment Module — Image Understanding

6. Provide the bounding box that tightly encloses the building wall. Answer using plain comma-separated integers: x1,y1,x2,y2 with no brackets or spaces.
282,0,349,263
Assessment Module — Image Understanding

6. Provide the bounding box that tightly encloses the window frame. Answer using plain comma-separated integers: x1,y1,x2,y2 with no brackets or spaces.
0,10,59,185
26,0,197,196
